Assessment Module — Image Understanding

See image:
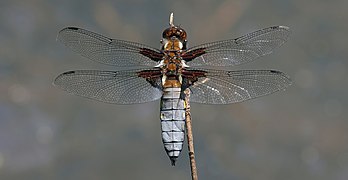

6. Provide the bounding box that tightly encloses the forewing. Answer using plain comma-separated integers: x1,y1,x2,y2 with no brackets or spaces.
57,27,163,67
54,69,163,104
183,26,290,67
188,69,291,104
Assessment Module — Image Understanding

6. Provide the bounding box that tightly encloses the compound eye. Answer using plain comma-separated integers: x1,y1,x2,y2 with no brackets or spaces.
177,28,187,40
162,28,171,38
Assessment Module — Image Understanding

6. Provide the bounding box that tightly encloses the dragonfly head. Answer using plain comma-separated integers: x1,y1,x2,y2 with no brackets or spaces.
162,26,187,41
161,13,187,50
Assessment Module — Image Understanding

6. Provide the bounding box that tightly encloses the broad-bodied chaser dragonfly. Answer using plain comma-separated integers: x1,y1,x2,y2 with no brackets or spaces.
54,13,291,165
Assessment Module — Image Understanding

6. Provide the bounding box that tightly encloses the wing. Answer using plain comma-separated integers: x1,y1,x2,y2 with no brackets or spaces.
57,27,163,67
186,69,291,104
182,26,290,67
53,69,163,104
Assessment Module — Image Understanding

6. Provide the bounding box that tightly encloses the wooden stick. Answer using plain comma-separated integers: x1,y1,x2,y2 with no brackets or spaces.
184,89,198,180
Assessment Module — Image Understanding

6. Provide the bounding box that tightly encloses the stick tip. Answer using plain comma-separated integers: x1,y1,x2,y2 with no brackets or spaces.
169,12,174,27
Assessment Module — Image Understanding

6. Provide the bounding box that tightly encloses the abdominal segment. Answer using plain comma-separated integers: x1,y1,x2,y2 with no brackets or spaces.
160,87,186,166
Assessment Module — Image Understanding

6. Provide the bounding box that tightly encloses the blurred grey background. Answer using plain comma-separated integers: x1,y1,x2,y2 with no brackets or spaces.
0,0,347,179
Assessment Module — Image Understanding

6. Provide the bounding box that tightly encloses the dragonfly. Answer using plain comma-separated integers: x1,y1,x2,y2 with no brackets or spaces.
54,13,291,166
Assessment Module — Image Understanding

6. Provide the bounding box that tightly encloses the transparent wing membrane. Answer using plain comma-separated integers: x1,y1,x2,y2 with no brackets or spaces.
55,26,291,105
188,69,291,104
54,69,162,104
58,27,162,67
184,26,290,67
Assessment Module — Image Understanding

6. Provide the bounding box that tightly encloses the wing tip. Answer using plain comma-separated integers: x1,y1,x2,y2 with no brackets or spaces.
53,71,76,86
277,25,290,30
269,26,291,36
269,70,292,88
277,26,291,38
57,27,81,41
59,27,80,32
62,70,76,75
269,25,291,45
